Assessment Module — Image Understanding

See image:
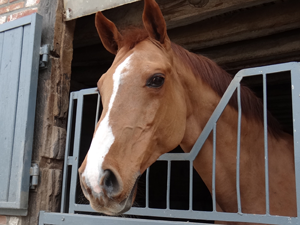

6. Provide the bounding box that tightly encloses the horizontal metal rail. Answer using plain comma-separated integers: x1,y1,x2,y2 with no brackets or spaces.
51,62,300,225
39,210,299,225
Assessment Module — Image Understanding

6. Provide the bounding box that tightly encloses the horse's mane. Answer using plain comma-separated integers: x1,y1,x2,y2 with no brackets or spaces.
119,27,282,136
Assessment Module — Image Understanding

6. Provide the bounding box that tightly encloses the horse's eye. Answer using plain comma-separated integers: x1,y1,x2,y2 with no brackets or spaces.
146,74,165,88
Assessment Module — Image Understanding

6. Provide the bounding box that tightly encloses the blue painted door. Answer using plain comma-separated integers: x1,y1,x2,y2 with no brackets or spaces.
0,13,42,216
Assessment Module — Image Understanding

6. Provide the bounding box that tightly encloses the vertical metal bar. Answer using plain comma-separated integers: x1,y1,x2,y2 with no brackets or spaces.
263,73,270,215
212,123,217,212
236,85,242,213
189,78,242,161
166,160,171,209
146,167,150,208
189,160,193,211
38,211,44,225
69,92,84,213
290,64,300,219
60,92,75,213
95,93,101,129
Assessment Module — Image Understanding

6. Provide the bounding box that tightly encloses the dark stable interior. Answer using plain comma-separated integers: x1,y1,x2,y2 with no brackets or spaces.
67,3,297,223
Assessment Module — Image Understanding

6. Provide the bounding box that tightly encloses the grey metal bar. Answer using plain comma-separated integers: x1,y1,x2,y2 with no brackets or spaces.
166,160,171,209
77,87,98,95
146,168,150,208
95,93,101,128
189,161,193,211
236,84,242,213
158,153,190,161
68,92,84,213
189,78,242,161
290,63,300,218
262,73,270,215
67,156,74,166
39,211,212,225
61,205,299,225
236,62,298,78
126,209,298,225
212,123,217,212
60,92,75,213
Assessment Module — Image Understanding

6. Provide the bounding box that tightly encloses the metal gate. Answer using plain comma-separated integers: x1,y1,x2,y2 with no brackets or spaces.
39,62,300,224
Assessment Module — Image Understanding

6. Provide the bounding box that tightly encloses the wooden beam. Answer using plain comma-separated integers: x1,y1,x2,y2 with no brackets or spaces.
73,0,300,74
20,0,76,224
199,29,300,72
161,0,276,29
72,28,300,73
169,0,300,50
73,0,277,48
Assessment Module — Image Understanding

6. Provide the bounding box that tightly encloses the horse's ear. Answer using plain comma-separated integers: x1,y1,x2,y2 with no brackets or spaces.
95,12,122,55
142,0,170,48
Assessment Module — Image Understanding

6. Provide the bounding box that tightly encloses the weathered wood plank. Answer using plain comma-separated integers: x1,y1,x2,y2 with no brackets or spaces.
19,0,75,224
72,28,300,74
73,0,277,48
8,24,31,204
169,0,300,50
200,29,300,72
161,0,276,29
0,27,23,202
72,0,300,71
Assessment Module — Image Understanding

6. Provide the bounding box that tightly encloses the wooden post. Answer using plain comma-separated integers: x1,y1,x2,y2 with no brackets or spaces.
18,0,75,224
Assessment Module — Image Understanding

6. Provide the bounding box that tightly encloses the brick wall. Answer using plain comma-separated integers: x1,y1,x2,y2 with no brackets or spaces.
0,216,21,225
0,0,39,24
0,216,6,225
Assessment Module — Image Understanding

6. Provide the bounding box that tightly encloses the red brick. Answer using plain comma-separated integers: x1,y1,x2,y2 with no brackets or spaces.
7,7,37,21
0,2,25,15
9,0,19,2
26,0,39,7
0,15,6,24
0,216,7,225
0,0,8,5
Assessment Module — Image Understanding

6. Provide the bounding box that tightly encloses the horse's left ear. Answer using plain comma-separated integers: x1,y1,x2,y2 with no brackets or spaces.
142,0,170,49
95,11,123,55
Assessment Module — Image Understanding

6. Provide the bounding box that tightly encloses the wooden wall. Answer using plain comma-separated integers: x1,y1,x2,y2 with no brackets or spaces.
71,0,300,87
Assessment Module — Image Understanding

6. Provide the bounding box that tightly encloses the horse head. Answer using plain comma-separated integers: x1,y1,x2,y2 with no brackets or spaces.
78,0,189,215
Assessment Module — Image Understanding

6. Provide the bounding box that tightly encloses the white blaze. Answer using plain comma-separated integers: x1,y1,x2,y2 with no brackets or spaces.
82,54,133,193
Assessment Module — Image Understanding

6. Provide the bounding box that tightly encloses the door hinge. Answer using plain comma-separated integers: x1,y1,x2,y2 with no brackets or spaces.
39,44,50,69
30,163,39,189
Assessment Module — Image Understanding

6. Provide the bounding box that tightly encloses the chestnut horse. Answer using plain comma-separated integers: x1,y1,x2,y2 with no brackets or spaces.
78,0,296,222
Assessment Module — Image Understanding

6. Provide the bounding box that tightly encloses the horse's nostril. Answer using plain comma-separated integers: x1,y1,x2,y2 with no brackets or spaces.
103,169,120,196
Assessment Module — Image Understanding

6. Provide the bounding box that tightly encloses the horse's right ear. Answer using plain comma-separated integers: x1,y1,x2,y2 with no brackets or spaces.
143,0,170,49
95,12,122,55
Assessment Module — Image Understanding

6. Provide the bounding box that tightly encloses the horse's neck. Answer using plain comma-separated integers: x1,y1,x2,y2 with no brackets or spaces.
179,73,247,153
179,70,296,215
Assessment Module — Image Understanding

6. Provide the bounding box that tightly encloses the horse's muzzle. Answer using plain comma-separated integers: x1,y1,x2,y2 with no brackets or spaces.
79,171,139,215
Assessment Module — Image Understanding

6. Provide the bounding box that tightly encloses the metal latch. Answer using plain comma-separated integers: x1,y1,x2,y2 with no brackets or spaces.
39,44,50,69
30,163,39,189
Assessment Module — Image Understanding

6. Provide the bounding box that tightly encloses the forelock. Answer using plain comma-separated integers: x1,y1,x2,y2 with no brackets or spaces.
119,27,149,50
